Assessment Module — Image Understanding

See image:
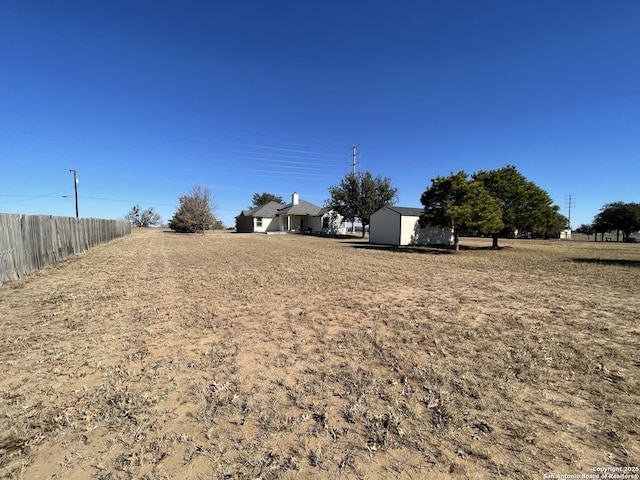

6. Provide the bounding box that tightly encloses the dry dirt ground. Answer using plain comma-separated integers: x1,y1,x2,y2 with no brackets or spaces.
1,229,638,479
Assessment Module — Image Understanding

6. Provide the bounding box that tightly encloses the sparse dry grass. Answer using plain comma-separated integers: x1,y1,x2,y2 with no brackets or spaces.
1,229,638,479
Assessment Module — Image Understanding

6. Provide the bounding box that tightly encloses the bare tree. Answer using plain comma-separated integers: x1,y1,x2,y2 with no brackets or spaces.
124,205,161,227
168,185,217,234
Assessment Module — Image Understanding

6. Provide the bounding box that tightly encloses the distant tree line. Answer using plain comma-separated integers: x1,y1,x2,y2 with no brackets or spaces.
576,202,640,242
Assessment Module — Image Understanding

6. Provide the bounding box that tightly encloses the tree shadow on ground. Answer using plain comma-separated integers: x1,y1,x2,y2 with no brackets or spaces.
343,243,505,255
571,258,640,268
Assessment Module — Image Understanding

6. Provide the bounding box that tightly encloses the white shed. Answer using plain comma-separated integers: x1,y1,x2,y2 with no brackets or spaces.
369,206,453,246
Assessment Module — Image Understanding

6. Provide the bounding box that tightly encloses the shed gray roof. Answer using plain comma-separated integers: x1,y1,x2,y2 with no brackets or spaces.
384,206,425,217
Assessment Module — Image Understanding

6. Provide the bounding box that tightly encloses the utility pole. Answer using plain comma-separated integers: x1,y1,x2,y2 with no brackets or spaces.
565,194,574,230
351,145,360,175
350,145,360,234
69,169,79,218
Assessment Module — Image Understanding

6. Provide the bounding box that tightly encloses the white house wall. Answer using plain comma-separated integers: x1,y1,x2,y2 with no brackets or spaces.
370,207,453,246
370,208,400,245
252,217,279,233
309,216,323,232
402,216,453,246
400,216,417,245
265,218,280,232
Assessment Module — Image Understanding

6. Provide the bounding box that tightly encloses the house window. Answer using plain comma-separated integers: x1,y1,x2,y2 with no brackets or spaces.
322,216,330,229
256,217,263,227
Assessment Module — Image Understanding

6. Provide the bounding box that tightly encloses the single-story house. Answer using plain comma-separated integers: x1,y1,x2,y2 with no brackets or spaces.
235,201,284,233
369,206,454,246
235,193,347,234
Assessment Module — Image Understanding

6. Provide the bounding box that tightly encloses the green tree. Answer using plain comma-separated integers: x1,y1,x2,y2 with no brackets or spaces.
420,171,503,252
168,185,217,234
124,205,161,227
251,192,284,207
326,173,359,231
545,212,569,238
326,172,398,237
473,165,560,247
594,202,640,242
593,214,613,242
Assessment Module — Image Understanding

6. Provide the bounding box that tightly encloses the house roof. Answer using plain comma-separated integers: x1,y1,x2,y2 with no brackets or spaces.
277,199,325,216
240,201,285,218
384,206,425,217
237,198,330,218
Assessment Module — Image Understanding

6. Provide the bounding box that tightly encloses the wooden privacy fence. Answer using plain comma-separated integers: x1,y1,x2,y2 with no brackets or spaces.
0,214,131,285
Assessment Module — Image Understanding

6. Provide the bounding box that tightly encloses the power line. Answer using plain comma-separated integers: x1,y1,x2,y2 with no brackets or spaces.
80,196,237,212
0,139,349,180
160,116,352,148
81,196,177,207
0,112,352,149
175,150,344,170
0,188,71,204
179,129,350,152
185,164,339,179
0,124,349,161
165,143,347,164
170,135,347,157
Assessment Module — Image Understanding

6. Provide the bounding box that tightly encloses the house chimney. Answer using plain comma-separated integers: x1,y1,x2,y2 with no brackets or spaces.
292,192,299,205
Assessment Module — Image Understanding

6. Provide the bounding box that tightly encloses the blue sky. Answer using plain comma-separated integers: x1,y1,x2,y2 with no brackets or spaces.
1,1,638,228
